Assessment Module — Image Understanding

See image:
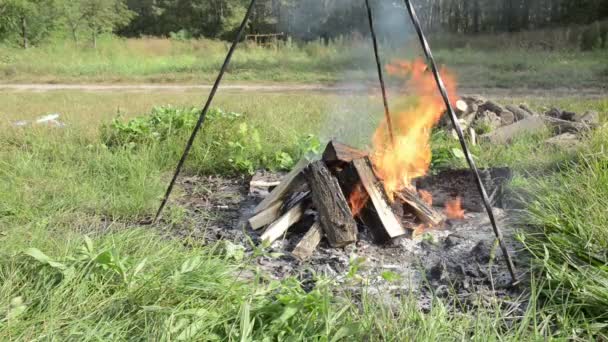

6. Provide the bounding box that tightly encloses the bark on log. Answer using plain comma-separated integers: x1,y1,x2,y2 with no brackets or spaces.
305,161,357,247
479,100,504,115
543,116,591,134
292,222,323,261
505,105,530,121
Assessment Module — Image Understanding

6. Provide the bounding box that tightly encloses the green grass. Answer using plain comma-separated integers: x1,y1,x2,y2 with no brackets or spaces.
0,36,607,89
1,90,608,339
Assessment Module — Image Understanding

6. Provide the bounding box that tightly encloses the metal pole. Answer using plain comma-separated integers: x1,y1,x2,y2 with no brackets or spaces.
154,0,258,222
365,0,396,146
402,0,518,283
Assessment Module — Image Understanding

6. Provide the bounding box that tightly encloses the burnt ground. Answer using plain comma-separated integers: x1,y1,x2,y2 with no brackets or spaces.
167,173,529,316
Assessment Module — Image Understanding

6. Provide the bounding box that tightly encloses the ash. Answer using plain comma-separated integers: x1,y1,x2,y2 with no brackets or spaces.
172,174,528,315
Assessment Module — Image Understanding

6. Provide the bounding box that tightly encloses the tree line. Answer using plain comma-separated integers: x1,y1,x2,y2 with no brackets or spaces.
1,0,607,48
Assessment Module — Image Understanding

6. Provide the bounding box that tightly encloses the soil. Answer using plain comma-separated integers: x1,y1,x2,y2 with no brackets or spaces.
1,83,606,99
168,172,529,316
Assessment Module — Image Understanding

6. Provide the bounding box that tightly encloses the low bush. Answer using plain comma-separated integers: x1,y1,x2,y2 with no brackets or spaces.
101,106,320,174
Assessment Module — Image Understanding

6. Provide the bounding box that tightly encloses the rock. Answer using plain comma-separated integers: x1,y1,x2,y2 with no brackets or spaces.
480,116,547,144
546,107,562,118
505,105,530,121
578,110,600,127
474,110,502,133
500,111,515,126
545,133,581,150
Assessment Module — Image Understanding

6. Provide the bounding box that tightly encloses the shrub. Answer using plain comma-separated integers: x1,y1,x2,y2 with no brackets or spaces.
101,106,319,174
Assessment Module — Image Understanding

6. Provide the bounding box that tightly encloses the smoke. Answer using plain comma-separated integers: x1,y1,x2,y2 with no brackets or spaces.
313,0,421,149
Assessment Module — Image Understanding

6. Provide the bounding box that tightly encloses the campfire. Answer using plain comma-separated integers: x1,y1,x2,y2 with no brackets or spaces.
248,59,511,261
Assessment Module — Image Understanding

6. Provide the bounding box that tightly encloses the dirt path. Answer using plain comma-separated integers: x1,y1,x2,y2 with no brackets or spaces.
0,83,606,98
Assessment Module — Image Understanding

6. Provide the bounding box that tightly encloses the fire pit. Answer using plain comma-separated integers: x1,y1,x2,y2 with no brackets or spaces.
248,140,512,262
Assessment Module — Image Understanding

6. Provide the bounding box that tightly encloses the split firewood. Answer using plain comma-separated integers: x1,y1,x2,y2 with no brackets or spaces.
395,188,444,226
292,222,323,261
352,158,407,239
249,201,283,230
469,127,477,146
322,141,368,165
260,201,306,244
253,158,309,214
305,161,357,247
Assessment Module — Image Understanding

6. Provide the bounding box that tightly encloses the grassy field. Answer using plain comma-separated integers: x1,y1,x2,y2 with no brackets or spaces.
1,90,608,339
1,36,607,89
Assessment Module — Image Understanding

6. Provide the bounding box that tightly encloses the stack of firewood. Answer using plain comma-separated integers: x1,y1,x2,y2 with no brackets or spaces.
248,141,445,260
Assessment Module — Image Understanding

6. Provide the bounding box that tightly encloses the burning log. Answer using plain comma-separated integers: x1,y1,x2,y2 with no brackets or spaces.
253,158,308,214
305,161,358,247
292,222,323,261
396,188,444,226
350,158,408,239
260,200,307,244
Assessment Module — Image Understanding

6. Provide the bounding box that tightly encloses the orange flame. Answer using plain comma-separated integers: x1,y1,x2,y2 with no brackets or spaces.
445,197,465,220
418,189,433,206
349,182,369,218
372,58,459,199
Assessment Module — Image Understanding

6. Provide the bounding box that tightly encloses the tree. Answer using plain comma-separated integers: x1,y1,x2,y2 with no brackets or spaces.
81,0,135,48
0,0,60,48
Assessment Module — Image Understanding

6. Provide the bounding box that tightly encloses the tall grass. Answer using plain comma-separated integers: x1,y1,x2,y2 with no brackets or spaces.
0,35,606,88
522,127,608,325
1,92,608,338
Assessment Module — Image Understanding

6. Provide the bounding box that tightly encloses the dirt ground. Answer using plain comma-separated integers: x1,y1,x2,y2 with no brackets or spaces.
0,83,606,99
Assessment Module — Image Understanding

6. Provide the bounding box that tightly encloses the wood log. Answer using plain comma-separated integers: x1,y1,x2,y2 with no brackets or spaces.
543,116,591,134
352,158,407,239
305,161,358,247
479,100,504,115
249,201,283,230
260,201,306,244
253,158,309,214
505,105,530,121
395,188,444,226
322,141,368,164
455,99,469,116
480,116,547,144
292,222,323,261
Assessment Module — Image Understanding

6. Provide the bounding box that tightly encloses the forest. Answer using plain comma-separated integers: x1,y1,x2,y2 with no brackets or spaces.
1,0,607,48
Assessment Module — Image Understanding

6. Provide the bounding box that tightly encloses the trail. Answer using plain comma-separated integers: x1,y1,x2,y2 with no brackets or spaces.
0,83,605,98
